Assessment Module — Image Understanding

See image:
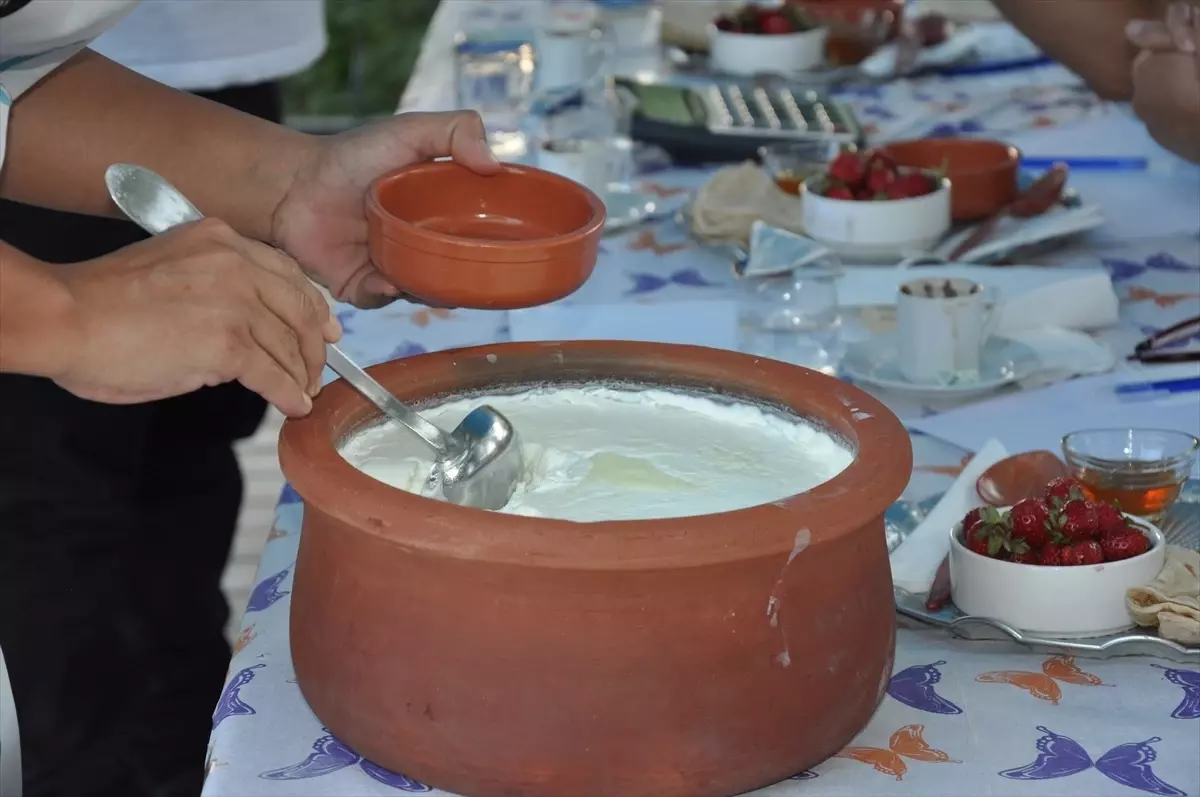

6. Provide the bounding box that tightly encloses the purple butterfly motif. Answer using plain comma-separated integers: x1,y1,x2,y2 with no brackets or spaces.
887,660,963,715
260,732,431,791
1103,257,1149,283
335,309,357,335
1000,726,1186,796
211,663,265,730
833,84,884,100
388,341,427,360
1151,664,1200,720
860,103,897,121
1145,252,1200,273
278,483,302,506
789,770,819,780
245,566,292,613
625,268,723,295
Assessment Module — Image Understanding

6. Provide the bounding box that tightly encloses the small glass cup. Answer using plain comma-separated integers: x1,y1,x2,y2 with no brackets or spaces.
737,254,843,374
758,141,847,196
1061,428,1199,522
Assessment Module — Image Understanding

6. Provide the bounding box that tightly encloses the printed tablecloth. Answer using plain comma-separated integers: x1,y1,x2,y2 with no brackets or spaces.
203,4,1200,795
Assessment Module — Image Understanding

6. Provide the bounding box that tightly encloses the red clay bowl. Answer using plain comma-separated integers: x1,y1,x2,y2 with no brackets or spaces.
882,138,1020,222
366,162,606,310
279,341,913,797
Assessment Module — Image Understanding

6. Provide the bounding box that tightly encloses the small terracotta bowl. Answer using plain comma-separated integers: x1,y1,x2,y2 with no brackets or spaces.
367,162,606,310
882,138,1020,223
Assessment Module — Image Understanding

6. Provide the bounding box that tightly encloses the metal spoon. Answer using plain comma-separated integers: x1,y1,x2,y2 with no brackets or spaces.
104,163,523,511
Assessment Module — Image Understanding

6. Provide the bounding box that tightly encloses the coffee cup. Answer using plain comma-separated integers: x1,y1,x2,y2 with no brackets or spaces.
896,277,1002,385
536,137,630,199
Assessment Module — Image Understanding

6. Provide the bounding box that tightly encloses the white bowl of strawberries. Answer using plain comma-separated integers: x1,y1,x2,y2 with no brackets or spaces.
801,148,951,263
949,476,1167,639
709,4,828,76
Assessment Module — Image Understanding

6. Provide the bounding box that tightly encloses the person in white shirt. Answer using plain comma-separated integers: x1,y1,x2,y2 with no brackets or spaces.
0,3,496,796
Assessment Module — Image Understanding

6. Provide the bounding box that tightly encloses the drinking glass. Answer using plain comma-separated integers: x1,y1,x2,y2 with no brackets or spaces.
1062,428,1199,521
737,255,843,374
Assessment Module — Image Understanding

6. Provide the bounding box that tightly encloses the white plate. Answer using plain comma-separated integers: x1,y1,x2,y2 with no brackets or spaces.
842,334,1041,398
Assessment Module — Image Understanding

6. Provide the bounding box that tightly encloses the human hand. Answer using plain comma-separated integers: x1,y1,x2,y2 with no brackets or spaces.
270,111,502,309
1125,3,1200,163
54,218,340,416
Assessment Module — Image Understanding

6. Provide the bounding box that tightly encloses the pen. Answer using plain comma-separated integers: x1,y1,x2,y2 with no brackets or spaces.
1020,157,1149,172
1114,375,1200,396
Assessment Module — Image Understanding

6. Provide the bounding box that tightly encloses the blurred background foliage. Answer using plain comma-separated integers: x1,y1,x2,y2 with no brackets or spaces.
283,0,440,121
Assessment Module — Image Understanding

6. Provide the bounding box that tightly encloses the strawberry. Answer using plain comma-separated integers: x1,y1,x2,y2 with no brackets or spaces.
715,16,735,31
1056,499,1098,541
1008,498,1051,549
760,12,794,34
1060,539,1103,566
827,151,866,188
884,173,935,199
865,164,897,194
1009,548,1038,565
1099,527,1151,561
824,184,854,200
960,507,984,532
964,509,1010,559
1044,476,1085,505
1038,543,1065,566
1094,502,1127,535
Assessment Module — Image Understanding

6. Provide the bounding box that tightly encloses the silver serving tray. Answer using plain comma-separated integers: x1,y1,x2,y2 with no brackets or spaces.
886,484,1200,664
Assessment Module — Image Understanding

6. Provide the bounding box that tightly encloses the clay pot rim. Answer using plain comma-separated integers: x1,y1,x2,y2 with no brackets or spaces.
367,162,607,261
279,341,912,570
883,138,1022,178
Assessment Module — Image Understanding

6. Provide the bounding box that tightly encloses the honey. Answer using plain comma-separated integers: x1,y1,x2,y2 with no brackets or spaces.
1073,461,1185,522
774,172,803,196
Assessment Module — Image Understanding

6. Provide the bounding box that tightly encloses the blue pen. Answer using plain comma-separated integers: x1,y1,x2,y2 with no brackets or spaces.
1114,376,1200,397
1020,157,1149,172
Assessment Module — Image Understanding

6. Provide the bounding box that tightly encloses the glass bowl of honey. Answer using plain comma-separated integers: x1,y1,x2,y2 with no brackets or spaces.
1062,428,1199,522
758,140,846,196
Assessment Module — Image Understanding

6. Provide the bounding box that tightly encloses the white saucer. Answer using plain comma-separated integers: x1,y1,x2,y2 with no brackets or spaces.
602,185,659,233
842,334,1041,399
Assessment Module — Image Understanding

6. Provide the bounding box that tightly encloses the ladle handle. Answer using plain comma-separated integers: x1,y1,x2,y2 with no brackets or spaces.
104,163,453,456
322,345,450,455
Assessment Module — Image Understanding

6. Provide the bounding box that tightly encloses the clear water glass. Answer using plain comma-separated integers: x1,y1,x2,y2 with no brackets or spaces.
738,259,843,374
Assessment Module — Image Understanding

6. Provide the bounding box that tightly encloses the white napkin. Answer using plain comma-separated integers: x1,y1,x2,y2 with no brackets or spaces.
890,438,1009,595
993,270,1119,335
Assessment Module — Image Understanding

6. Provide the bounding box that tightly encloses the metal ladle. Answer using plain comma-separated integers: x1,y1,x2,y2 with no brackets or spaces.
104,163,523,511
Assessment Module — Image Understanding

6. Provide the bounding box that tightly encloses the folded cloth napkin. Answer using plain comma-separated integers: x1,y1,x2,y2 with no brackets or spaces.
1127,545,1200,646
993,270,1120,336
890,438,1009,595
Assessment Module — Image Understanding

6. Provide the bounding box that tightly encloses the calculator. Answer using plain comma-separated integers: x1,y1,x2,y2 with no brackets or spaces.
617,78,863,165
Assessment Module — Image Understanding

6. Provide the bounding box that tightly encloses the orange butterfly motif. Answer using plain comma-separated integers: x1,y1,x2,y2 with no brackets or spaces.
975,654,1108,704
637,181,687,199
1125,286,1200,308
834,724,960,780
627,229,690,256
232,625,257,656
409,308,454,328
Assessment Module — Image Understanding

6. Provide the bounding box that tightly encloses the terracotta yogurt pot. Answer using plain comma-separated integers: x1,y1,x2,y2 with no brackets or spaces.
279,341,913,797
367,162,606,310
882,138,1020,223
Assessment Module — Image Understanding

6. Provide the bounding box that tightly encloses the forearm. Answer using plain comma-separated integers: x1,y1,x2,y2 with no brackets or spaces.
0,49,316,244
0,241,79,378
993,0,1169,100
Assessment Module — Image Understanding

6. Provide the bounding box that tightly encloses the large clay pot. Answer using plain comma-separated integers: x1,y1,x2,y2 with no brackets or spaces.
280,341,912,797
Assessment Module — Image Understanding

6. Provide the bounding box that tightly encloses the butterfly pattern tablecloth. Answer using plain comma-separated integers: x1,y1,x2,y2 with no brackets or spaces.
203,5,1200,795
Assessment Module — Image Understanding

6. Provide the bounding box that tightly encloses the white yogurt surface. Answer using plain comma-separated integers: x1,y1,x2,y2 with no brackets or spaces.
338,385,854,522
